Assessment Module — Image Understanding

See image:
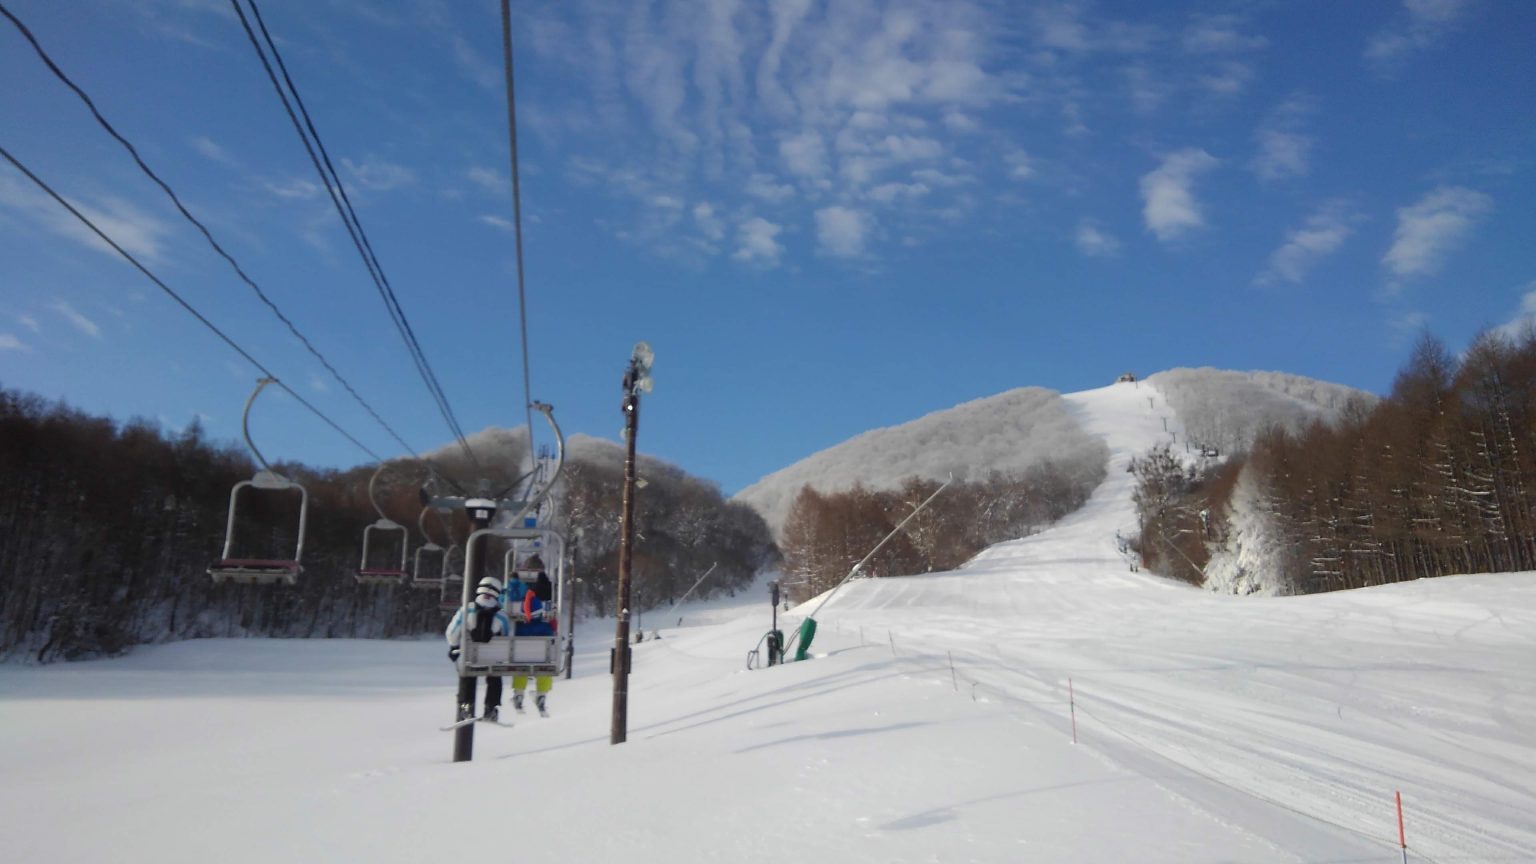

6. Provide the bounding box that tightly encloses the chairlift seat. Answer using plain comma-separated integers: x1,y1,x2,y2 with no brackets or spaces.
439,580,465,611
457,636,560,676
209,559,301,586
356,568,408,585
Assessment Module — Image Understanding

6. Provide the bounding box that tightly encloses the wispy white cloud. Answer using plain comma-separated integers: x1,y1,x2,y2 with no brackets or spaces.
18,314,40,333
1124,65,1169,115
1256,200,1360,286
733,217,784,266
1182,14,1268,54
51,301,101,339
479,214,514,232
910,167,975,188
1032,2,1161,54
780,130,830,180
815,206,870,257
868,182,930,204
523,0,1011,264
693,203,725,241
308,374,329,394
0,333,30,352
1366,0,1472,71
1139,148,1218,243
943,111,979,133
1494,283,1536,342
189,135,240,167
0,174,172,263
1075,219,1119,258
1004,149,1035,181
341,156,415,192
262,178,323,200
1390,310,1430,341
467,167,506,195
1197,61,1253,96
1251,95,1314,182
745,173,794,203
450,33,500,91
1382,185,1492,284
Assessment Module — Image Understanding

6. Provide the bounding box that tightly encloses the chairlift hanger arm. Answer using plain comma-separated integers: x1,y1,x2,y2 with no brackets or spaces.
242,377,279,476
505,401,565,528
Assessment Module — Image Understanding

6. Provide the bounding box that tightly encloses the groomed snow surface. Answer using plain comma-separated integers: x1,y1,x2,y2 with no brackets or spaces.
4,382,1534,863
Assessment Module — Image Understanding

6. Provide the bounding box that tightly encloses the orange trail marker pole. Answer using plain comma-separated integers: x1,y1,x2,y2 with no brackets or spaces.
1396,791,1408,864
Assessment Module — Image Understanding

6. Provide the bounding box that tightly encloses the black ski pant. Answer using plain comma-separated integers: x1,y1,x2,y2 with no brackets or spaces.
484,676,503,711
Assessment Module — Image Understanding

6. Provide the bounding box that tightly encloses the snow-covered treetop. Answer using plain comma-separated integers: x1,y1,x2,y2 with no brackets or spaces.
1145,368,1373,454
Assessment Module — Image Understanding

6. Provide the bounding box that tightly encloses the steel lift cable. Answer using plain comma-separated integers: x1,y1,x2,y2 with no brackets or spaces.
0,1,465,491
230,0,483,473
498,0,537,475
0,144,385,465
237,0,477,471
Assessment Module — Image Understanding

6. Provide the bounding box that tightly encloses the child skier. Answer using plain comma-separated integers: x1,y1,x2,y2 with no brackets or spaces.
510,555,556,717
445,576,511,721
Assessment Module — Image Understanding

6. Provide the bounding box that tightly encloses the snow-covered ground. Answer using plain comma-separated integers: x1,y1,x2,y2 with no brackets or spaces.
3,381,1533,862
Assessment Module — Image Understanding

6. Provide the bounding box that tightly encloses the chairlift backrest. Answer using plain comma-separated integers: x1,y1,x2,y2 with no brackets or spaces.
358,517,409,585
357,463,411,585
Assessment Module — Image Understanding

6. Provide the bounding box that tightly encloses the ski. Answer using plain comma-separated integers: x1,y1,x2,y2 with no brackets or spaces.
439,715,515,731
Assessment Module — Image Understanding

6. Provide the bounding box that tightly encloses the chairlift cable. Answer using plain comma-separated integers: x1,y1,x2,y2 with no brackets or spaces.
231,0,483,474
0,1,465,491
237,0,477,470
0,144,384,464
498,0,537,475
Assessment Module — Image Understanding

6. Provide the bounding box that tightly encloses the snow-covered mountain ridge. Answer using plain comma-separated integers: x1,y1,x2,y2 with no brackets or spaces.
735,368,1369,536
734,386,1107,536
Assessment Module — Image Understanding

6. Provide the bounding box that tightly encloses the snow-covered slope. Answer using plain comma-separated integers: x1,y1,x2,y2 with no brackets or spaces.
4,381,1531,864
734,387,1107,536
805,381,1536,860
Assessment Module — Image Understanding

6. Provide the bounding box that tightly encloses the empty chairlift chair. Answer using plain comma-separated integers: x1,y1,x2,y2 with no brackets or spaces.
357,463,410,585
208,378,308,586
438,543,465,611
411,507,448,590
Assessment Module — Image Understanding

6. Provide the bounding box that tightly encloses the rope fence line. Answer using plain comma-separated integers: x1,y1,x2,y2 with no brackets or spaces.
816,618,1450,864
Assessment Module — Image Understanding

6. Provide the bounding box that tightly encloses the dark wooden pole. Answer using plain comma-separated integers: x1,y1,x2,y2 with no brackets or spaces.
611,383,640,744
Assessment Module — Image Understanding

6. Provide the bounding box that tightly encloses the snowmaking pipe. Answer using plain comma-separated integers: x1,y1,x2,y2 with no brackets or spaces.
782,473,953,658
664,562,718,627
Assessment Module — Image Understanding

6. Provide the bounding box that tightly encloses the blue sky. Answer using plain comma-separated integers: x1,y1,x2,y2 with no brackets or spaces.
1,0,1532,495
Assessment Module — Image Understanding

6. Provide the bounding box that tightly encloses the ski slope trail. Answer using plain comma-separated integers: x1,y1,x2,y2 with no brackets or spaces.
813,382,1536,861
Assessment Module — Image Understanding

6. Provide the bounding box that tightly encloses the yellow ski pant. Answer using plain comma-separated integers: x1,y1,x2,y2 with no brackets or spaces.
512,675,552,694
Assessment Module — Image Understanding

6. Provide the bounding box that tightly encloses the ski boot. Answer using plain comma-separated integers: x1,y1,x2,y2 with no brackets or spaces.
535,693,548,717
512,693,525,713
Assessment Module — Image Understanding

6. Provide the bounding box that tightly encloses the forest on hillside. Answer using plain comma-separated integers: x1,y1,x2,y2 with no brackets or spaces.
779,455,1107,602
0,386,776,661
1135,331,1536,594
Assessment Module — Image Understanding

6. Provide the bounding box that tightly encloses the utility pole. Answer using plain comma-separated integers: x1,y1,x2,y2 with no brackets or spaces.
612,342,653,745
